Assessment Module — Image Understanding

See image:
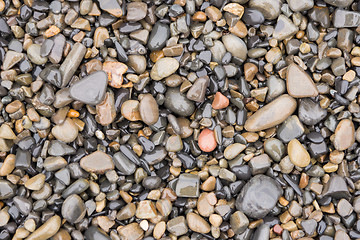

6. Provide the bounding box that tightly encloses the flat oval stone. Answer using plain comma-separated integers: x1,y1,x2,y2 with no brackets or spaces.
139,94,159,125
286,63,318,98
164,87,195,117
222,34,247,61
236,175,283,219
26,215,61,240
0,180,16,200
333,119,355,151
150,57,179,81
61,194,86,224
244,94,297,132
80,151,114,174
288,139,311,168
51,118,78,143
69,71,108,105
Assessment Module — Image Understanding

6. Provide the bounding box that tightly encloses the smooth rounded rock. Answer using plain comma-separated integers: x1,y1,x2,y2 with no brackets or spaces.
244,94,297,132
0,180,16,200
333,119,355,151
51,118,78,143
80,151,114,174
139,94,159,126
236,175,283,219
150,57,179,81
222,34,247,61
186,212,211,234
62,194,86,224
26,215,61,240
286,63,318,98
288,139,311,168
69,71,108,105
164,87,195,117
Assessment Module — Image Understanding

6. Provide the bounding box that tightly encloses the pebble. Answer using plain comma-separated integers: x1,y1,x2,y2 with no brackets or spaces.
224,143,246,160
117,203,136,220
298,98,328,126
167,216,188,236
245,94,297,132
84,226,111,240
236,175,283,219
212,92,229,109
25,173,46,191
139,94,159,126
230,211,249,234
175,173,200,198
333,119,355,151
222,34,247,61
150,57,179,81
273,15,298,40
121,100,142,121
80,151,114,174
264,138,285,162
27,44,48,65
249,0,281,20
325,0,354,7
187,212,211,234
43,156,67,172
61,194,86,224
26,215,61,240
113,152,136,175
164,87,195,117
95,91,116,126
69,71,107,105
277,115,305,143
333,9,360,28
198,129,217,152
2,50,24,70
135,200,157,219
288,139,311,168
186,76,209,102
51,118,78,143
148,22,170,52
127,2,147,22
287,0,314,12
59,43,86,88
286,63,318,98
0,180,16,200
39,66,63,88
118,223,144,240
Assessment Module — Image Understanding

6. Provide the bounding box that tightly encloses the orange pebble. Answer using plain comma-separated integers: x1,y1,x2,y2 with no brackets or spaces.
198,129,217,152
212,92,229,110
67,109,80,118
273,224,283,235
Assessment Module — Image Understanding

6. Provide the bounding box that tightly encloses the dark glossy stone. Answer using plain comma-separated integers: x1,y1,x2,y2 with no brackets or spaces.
236,175,283,219
242,8,265,27
164,87,195,117
113,151,136,175
142,176,162,190
15,149,31,170
39,65,62,88
84,226,111,240
142,146,167,165
148,22,170,51
322,174,351,199
298,98,327,126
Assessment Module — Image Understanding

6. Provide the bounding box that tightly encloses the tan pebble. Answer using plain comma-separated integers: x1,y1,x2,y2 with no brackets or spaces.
26,215,61,240
223,3,244,17
333,119,355,151
153,221,166,239
343,70,356,82
25,173,46,191
205,6,222,22
186,212,211,234
287,139,310,168
121,100,142,121
209,214,223,227
201,176,216,191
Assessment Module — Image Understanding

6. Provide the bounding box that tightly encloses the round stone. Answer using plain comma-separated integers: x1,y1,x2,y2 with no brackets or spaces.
164,87,195,117
61,194,86,224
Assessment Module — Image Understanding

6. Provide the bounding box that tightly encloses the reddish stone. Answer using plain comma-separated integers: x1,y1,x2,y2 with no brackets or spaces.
212,92,229,110
198,129,217,152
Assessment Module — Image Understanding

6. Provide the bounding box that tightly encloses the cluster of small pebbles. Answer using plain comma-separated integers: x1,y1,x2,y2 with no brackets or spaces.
2,0,360,239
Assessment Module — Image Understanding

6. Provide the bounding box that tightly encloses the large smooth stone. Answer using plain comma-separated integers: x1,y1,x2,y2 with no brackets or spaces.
286,63,318,98
236,175,283,219
69,71,108,105
244,94,297,132
0,180,16,200
147,22,170,51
